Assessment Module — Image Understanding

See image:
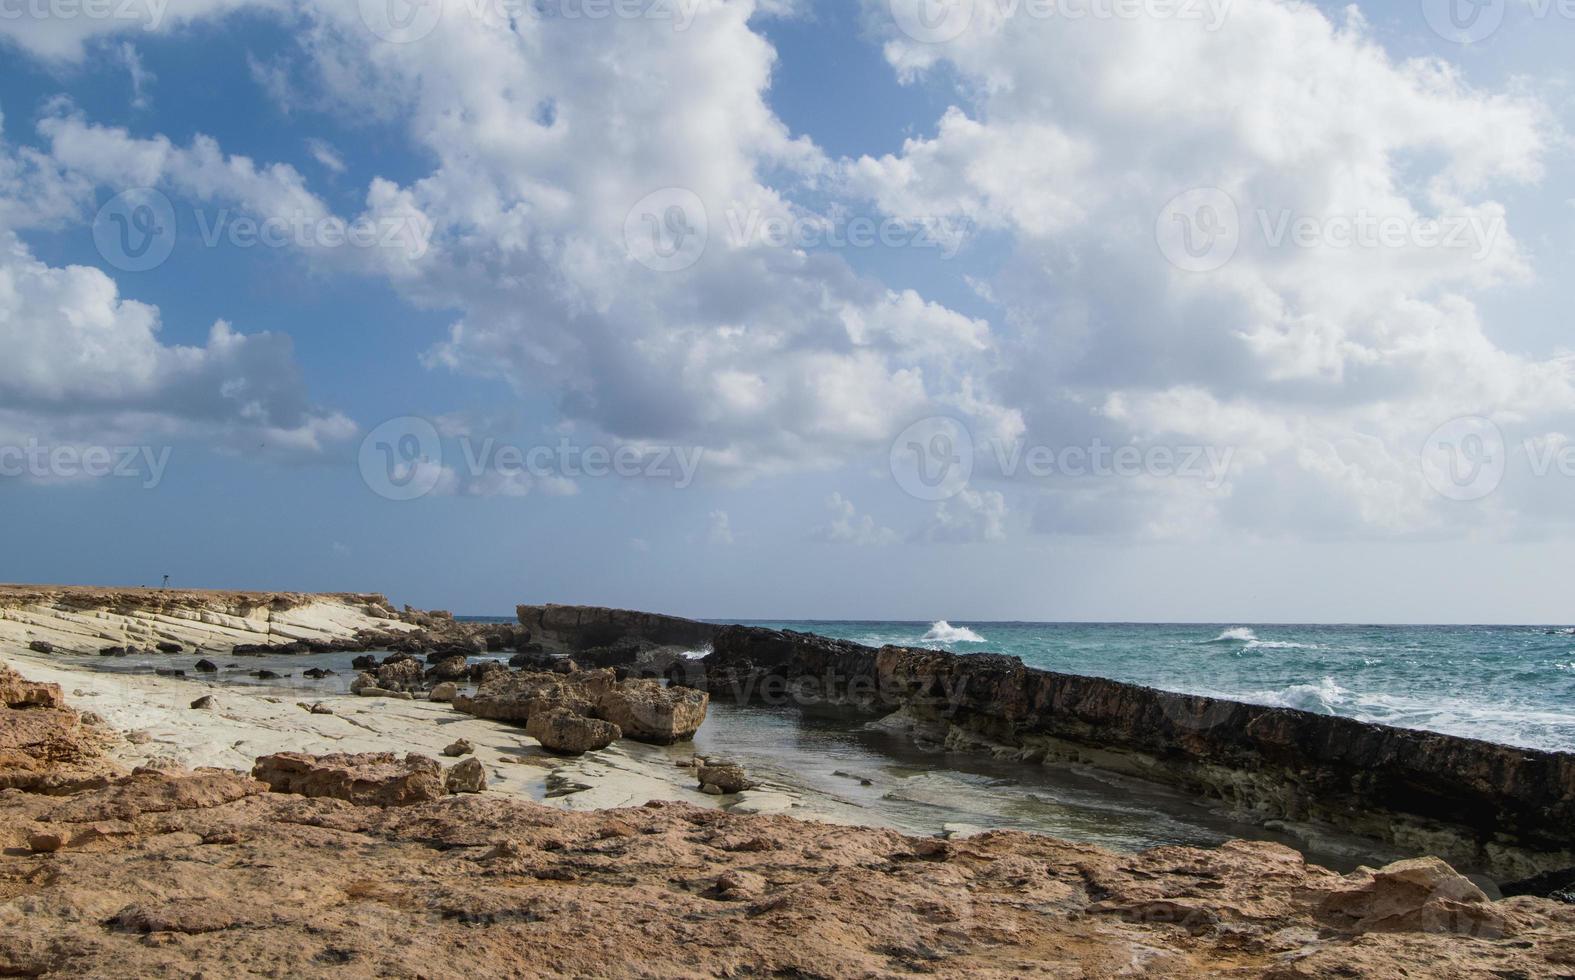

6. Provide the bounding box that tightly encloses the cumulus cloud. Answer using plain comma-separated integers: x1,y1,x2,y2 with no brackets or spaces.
812,492,898,546
852,0,1573,537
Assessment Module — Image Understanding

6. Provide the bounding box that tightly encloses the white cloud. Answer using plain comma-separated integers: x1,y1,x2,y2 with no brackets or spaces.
305,137,345,174
918,488,1007,543
708,509,735,545
852,0,1572,537
813,492,898,546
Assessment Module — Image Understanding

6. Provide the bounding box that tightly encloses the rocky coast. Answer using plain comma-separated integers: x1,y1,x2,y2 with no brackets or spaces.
2,588,1574,976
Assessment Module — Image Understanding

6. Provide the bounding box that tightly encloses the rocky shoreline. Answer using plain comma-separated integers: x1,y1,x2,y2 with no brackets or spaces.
4,660,1575,976
4,588,1575,974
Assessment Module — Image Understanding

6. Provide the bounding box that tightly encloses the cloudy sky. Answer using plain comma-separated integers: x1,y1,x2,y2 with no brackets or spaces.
2,0,1573,621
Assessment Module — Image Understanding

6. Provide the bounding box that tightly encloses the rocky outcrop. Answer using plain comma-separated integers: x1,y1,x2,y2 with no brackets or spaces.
594,680,709,744
517,603,718,657
526,708,621,755
251,752,449,806
673,624,1575,882
0,665,110,792
453,667,708,753
697,761,753,794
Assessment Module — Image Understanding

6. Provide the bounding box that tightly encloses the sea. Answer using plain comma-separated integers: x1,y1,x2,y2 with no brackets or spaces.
731,620,1575,754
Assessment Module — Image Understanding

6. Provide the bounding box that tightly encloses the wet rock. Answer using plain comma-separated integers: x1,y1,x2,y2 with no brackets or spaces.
99,646,127,657
27,640,54,654
351,655,378,671
429,682,459,703
251,752,446,806
155,642,183,654
442,739,474,757
376,658,424,692
696,762,753,794
526,708,620,755
190,696,215,710
509,650,553,669
155,668,186,677
249,670,285,680
445,757,486,794
194,659,218,673
302,667,335,679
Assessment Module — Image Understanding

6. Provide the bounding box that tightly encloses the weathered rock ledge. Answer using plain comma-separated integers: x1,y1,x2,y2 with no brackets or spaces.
661,624,1575,882
3,664,1573,978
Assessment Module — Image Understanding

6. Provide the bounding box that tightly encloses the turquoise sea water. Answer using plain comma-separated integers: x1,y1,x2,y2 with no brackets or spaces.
728,621,1575,753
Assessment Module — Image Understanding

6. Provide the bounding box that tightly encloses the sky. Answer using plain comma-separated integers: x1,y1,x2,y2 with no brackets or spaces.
2,0,1574,622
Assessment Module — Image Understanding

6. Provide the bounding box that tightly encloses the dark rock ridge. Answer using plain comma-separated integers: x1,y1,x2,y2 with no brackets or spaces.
516,603,719,656
655,623,1574,883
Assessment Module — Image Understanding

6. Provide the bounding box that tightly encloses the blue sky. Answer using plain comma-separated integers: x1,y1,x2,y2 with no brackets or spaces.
3,0,1575,621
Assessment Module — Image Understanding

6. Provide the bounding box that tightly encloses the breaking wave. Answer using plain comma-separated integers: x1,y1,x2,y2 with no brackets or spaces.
921,621,986,645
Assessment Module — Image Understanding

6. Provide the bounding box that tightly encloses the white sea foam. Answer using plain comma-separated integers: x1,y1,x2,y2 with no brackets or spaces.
921,621,986,645
1204,627,1316,650
681,646,712,660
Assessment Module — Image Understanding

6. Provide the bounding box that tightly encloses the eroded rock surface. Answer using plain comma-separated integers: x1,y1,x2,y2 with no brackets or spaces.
3,666,1574,978
454,667,707,753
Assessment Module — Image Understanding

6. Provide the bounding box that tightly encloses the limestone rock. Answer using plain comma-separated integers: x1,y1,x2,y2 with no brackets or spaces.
1307,856,1514,938
697,762,754,794
445,757,486,794
426,655,470,681
0,665,63,709
594,680,708,744
526,708,620,755
250,752,446,806
429,682,459,702
442,739,474,757
376,658,424,692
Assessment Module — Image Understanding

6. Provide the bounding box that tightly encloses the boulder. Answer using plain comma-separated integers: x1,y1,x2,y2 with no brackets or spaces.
302,667,335,679
27,640,54,654
442,739,474,757
190,695,215,710
595,681,708,744
351,654,378,671
468,661,508,683
0,665,64,709
156,641,183,654
250,752,446,806
429,682,459,703
99,646,127,657
453,672,595,723
426,655,470,681
696,761,753,794
526,708,620,755
1308,857,1513,938
445,757,486,793
377,658,424,692
194,659,218,673
349,671,379,694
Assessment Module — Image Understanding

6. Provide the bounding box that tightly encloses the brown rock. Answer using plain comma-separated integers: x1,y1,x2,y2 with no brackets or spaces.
442,739,474,757
594,680,708,744
375,659,424,692
190,695,215,710
0,665,64,709
426,655,470,681
250,752,446,806
697,762,753,794
445,757,486,794
525,708,620,755
1308,856,1514,938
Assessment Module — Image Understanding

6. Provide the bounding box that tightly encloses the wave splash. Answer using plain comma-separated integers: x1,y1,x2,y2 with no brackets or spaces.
1205,627,1317,651
921,621,986,645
